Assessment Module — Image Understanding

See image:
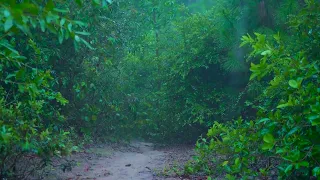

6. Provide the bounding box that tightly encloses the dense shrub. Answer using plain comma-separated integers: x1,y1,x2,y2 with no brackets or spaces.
0,0,109,178
186,1,320,179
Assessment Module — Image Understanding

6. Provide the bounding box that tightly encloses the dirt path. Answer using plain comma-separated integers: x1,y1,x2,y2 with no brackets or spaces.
44,141,194,180
102,141,165,179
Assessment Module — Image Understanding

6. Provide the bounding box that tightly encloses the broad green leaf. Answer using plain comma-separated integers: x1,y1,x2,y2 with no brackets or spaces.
234,158,240,166
59,30,64,44
276,148,287,154
277,96,294,109
285,164,293,174
68,23,72,32
23,140,30,150
75,31,91,36
60,18,66,26
277,103,290,108
313,167,320,176
18,84,25,93
273,32,280,42
4,9,10,17
93,0,100,5
257,118,270,124
309,115,320,126
286,127,299,137
46,13,59,23
74,21,87,27
263,133,275,144
225,174,236,180
74,35,80,42
222,161,228,166
249,72,259,80
102,0,107,7
262,143,273,150
283,150,300,162
261,50,271,56
80,38,94,50
289,80,298,88
6,73,16,80
4,17,13,32
53,8,69,13
298,161,309,167
39,19,46,32
56,92,69,105
74,40,79,51
0,41,19,54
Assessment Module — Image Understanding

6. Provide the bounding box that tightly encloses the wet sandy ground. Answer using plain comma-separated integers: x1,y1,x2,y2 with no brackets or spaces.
101,142,166,179
43,141,195,180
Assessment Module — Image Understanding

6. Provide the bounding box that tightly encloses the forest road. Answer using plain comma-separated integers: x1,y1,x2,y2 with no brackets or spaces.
56,141,187,180
102,141,166,180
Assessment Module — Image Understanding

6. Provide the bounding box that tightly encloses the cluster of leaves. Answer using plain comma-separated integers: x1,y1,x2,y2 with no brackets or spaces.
0,0,112,178
57,0,159,141
186,1,320,179
1,0,316,178
113,0,254,142
123,0,301,142
51,0,126,141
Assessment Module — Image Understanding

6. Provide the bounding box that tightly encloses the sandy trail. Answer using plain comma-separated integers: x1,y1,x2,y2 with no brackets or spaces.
102,141,165,180
46,141,193,180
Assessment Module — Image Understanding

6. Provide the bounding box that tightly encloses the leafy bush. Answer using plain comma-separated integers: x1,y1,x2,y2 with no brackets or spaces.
0,0,105,178
186,1,320,179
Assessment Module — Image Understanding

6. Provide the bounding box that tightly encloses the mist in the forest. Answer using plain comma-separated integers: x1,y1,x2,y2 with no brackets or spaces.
1,0,318,179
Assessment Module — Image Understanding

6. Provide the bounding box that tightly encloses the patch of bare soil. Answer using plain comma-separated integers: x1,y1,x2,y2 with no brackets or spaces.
36,141,196,180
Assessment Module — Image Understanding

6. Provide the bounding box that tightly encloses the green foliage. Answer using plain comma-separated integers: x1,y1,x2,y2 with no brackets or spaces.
121,0,254,142
187,1,320,179
0,0,113,178
98,0,302,143
0,0,317,178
